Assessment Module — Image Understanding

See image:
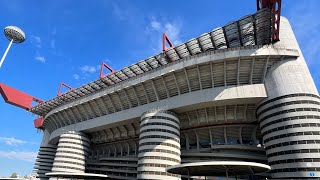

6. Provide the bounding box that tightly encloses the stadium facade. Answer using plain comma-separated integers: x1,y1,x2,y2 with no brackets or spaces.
30,8,320,180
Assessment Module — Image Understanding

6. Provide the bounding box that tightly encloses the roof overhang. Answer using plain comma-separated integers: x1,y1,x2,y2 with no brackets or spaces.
166,161,271,176
45,172,108,179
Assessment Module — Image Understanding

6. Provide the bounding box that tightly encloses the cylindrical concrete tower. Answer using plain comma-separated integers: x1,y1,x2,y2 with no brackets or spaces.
33,130,57,180
137,109,181,180
257,17,320,179
51,131,90,173
34,146,56,179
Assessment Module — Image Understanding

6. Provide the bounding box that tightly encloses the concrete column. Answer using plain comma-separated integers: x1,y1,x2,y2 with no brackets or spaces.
33,130,57,180
137,109,181,180
51,131,90,174
257,17,320,179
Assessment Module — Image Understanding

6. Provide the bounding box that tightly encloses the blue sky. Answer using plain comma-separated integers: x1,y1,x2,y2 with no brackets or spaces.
0,0,319,176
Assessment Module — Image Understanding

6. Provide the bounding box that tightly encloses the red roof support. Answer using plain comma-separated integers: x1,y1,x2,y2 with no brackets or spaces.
0,83,42,110
34,116,44,129
162,33,174,52
57,82,73,96
257,0,282,42
99,62,115,78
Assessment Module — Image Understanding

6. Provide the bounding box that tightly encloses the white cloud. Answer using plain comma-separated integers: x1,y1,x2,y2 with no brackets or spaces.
164,23,182,45
30,35,41,48
73,74,80,80
0,151,37,162
80,65,99,73
151,20,161,31
112,3,128,21
147,17,183,52
50,39,56,49
31,35,41,44
35,56,46,63
0,137,27,146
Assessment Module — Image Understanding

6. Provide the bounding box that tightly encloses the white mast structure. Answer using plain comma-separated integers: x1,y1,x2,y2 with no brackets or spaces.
0,26,25,68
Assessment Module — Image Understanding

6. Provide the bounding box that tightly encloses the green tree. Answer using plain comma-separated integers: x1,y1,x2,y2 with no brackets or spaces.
10,172,17,178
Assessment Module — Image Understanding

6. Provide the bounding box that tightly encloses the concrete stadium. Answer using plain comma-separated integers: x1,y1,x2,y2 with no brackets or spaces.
14,6,320,180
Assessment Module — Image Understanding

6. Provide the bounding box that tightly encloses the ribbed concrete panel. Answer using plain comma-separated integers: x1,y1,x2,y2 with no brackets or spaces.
137,109,180,180
34,146,56,179
51,131,90,174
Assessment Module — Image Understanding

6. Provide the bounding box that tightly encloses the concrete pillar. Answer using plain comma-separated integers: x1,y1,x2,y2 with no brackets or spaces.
137,109,181,180
51,131,90,174
257,17,320,179
33,130,57,180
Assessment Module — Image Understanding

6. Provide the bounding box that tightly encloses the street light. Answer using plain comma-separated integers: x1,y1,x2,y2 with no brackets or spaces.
0,26,25,68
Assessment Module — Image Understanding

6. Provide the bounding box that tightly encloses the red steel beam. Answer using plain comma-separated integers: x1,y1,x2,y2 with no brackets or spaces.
99,62,115,78
0,83,42,110
162,33,174,52
34,116,44,129
57,82,73,96
257,0,282,42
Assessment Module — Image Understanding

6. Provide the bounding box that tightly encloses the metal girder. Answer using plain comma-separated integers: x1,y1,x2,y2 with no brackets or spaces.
162,33,174,52
257,0,282,42
57,82,73,97
34,116,44,129
0,83,43,110
99,62,115,79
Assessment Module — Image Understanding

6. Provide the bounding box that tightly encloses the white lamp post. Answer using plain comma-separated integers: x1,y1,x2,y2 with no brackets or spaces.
0,26,25,68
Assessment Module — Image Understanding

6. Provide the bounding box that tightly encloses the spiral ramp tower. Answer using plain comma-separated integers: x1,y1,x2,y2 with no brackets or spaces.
33,146,56,179
137,110,181,179
256,17,320,179
23,7,320,180
50,131,90,173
